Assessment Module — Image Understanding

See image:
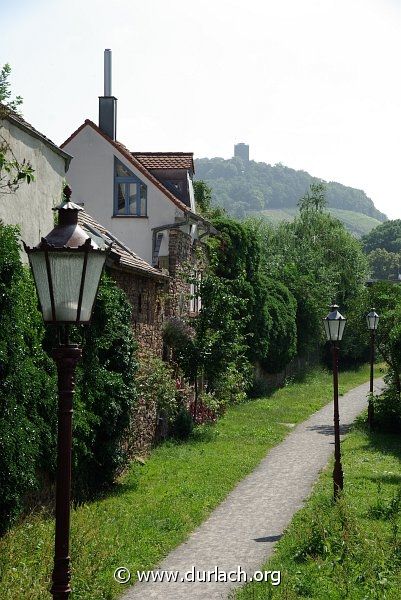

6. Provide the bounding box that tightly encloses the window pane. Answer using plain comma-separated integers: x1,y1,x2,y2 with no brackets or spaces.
129,183,138,214
140,184,147,216
116,162,132,177
117,183,126,214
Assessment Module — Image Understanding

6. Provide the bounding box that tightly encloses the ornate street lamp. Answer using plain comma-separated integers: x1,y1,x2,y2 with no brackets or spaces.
323,304,346,499
366,308,380,429
24,192,109,599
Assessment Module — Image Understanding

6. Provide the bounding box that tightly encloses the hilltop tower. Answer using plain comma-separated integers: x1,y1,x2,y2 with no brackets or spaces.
234,143,249,163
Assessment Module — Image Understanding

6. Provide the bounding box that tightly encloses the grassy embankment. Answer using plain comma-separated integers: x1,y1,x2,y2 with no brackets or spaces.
0,365,377,600
236,412,401,599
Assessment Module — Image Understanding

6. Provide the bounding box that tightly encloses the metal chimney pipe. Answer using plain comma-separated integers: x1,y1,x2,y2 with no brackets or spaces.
104,49,112,96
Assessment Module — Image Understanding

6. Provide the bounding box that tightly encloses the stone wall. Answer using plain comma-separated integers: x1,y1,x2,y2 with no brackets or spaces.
167,228,206,318
254,350,320,391
108,266,167,456
124,394,158,460
108,266,167,357
107,227,204,456
167,228,193,317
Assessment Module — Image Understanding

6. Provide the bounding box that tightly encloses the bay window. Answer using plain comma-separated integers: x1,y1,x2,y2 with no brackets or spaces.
114,158,147,217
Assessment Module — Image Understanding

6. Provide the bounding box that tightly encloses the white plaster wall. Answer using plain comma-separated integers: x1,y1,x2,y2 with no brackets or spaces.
0,121,67,262
63,125,184,264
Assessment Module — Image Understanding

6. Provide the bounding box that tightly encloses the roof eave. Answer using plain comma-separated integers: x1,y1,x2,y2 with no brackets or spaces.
106,260,169,281
185,209,218,234
4,113,73,171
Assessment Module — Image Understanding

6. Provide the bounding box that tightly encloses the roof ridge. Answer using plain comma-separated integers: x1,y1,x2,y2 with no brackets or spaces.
132,151,194,156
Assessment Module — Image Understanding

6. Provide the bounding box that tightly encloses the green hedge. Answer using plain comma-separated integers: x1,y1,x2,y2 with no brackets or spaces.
0,224,56,533
0,224,138,533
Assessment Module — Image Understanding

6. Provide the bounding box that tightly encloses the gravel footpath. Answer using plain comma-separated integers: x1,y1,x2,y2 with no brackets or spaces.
122,378,385,600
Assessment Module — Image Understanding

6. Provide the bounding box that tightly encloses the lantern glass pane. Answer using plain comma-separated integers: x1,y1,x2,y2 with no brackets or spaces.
323,318,331,341
328,319,339,341
338,319,346,340
49,252,85,322
29,252,52,320
324,316,346,341
79,252,106,321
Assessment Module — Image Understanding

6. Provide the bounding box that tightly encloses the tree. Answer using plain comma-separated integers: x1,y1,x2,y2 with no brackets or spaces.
298,181,327,214
0,64,23,112
193,179,225,219
256,184,369,358
369,282,401,394
362,219,401,254
367,248,401,280
0,63,35,195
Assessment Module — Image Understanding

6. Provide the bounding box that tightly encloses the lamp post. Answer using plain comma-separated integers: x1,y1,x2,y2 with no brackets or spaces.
24,193,108,599
366,308,380,430
323,304,346,500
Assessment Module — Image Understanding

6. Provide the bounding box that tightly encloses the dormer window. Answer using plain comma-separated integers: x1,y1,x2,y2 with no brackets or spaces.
114,158,147,217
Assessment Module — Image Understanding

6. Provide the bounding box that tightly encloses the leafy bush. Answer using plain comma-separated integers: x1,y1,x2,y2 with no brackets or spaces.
135,348,178,421
212,362,250,407
0,224,139,530
372,379,401,433
0,223,57,534
70,274,138,499
258,277,297,373
171,406,194,440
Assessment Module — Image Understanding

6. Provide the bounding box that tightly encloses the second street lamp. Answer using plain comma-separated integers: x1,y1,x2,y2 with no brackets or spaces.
24,192,109,599
366,308,380,430
323,304,346,500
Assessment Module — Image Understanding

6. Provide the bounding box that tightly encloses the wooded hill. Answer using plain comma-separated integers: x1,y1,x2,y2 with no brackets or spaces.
194,157,387,237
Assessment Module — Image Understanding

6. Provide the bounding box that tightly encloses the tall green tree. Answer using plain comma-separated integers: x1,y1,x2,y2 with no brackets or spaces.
257,184,369,358
367,248,401,280
362,219,401,254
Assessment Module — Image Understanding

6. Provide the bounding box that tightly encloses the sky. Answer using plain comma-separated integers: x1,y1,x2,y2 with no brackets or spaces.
1,0,400,217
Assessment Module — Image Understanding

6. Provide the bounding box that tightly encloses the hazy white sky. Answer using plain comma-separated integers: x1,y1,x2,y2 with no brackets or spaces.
1,0,400,217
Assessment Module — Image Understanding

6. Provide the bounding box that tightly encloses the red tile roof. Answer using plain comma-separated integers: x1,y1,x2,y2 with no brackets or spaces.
61,121,189,212
133,152,194,172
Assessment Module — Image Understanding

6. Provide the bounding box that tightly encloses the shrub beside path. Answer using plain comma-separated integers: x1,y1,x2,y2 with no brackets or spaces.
123,377,385,600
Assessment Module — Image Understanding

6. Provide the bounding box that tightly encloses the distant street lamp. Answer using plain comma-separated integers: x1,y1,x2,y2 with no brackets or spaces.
366,308,380,430
24,191,108,599
323,304,346,500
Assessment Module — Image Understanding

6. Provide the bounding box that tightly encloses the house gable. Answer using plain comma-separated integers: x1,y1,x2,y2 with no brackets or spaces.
61,122,186,264
61,120,188,212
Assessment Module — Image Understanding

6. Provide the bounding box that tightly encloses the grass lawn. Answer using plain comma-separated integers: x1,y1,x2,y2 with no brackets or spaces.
0,364,378,599
235,412,401,599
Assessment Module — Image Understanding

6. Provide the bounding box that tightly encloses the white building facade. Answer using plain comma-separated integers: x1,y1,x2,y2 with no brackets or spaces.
0,108,71,260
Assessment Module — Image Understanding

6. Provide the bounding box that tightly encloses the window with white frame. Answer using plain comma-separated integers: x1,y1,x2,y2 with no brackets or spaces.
114,157,147,216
